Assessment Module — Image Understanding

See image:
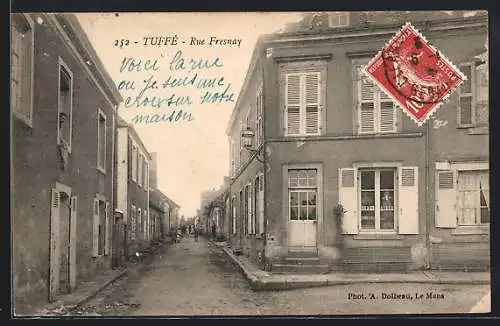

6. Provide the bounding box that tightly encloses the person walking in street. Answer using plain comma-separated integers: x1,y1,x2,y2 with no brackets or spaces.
194,223,199,242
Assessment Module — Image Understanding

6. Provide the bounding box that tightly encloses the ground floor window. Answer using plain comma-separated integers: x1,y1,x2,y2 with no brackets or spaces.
359,168,396,231
458,170,489,225
288,169,318,221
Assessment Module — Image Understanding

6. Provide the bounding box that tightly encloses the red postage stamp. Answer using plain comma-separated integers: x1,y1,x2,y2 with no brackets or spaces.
364,22,466,126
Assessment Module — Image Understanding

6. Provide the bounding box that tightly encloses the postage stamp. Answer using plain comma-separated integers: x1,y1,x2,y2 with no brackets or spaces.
364,22,466,126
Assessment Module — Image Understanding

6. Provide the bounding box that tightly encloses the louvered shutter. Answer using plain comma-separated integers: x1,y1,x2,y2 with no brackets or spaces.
285,74,300,135
248,183,253,234
259,175,265,234
69,195,77,291
398,167,419,234
92,198,99,257
357,65,376,133
104,201,110,255
435,170,458,228
49,189,61,302
379,89,397,133
339,168,358,234
305,72,321,135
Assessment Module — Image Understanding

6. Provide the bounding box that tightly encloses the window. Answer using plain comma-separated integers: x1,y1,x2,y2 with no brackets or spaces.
288,169,318,221
11,14,34,126
97,110,106,172
231,196,237,234
247,183,255,234
130,205,137,240
137,208,142,239
457,170,489,226
254,174,264,234
255,86,264,146
355,61,397,134
58,58,73,151
285,71,321,136
329,12,349,28
143,209,148,239
144,162,149,190
239,190,245,234
359,169,396,231
131,144,137,182
138,153,143,187
458,61,488,128
92,198,109,257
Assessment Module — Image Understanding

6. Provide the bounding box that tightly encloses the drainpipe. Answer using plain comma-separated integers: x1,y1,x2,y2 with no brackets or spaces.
111,104,117,268
423,21,431,270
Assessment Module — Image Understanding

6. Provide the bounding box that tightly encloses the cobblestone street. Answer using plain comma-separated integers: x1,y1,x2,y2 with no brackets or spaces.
64,237,490,316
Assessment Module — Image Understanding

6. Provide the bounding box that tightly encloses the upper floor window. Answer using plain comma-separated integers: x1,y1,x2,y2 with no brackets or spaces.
329,12,349,28
354,61,397,134
97,109,106,172
131,144,137,182
11,14,34,127
284,71,322,136
58,58,73,152
458,59,488,128
138,152,143,187
255,86,264,146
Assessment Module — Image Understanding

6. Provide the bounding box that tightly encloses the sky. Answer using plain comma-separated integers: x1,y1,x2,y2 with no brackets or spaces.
76,12,304,217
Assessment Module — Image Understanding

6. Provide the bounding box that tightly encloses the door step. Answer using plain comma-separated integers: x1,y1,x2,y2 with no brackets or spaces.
272,263,330,274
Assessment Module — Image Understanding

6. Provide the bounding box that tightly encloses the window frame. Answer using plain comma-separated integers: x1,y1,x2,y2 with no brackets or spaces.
454,166,490,227
11,13,35,128
357,168,398,233
97,108,107,173
57,56,74,153
231,196,237,235
353,58,398,135
328,12,349,28
131,143,138,182
255,84,264,147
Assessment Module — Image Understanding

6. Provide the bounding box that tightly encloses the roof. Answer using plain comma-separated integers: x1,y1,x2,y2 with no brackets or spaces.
53,13,123,106
117,114,152,160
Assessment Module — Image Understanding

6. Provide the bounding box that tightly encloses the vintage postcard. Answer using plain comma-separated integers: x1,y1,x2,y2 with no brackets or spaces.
10,11,490,317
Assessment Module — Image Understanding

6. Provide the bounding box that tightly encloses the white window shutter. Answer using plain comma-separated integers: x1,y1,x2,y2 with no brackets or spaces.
379,90,396,133
248,184,253,234
259,176,265,234
305,72,320,135
357,66,375,134
339,168,358,234
285,74,300,135
435,170,458,228
49,188,61,301
92,198,99,257
69,195,77,290
398,167,419,234
104,201,110,255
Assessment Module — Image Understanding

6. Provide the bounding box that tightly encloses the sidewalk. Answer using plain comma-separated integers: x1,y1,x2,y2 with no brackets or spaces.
33,239,167,316
216,243,491,291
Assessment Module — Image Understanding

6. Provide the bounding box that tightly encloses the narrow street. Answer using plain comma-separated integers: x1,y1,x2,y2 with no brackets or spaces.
74,237,490,316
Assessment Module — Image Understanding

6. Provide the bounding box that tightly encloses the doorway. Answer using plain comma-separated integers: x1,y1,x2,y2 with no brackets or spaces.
49,184,77,302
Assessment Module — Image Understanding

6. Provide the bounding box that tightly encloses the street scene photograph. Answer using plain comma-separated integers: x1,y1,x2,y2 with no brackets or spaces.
10,10,490,317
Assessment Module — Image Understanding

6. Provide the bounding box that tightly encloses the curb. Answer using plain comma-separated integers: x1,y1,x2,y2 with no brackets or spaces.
220,246,491,291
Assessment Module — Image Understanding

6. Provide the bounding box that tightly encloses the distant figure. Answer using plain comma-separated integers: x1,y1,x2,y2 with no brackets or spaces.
211,224,216,240
188,225,192,236
194,223,199,242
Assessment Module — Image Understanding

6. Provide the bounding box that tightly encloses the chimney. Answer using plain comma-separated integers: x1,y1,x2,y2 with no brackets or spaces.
149,152,158,189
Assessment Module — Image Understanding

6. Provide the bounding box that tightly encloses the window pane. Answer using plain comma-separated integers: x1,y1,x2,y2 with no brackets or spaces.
460,65,472,93
307,169,317,186
361,191,375,207
380,211,395,230
308,207,317,220
307,191,316,205
361,211,375,229
459,96,472,125
480,208,490,224
380,170,394,189
300,207,308,220
361,171,375,190
299,192,307,206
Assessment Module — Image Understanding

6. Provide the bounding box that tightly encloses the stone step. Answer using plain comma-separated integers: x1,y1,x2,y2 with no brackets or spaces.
283,257,321,265
272,263,330,274
286,250,318,258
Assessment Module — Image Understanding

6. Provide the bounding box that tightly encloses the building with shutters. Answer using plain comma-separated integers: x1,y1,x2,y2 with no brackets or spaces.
226,11,488,273
11,13,122,312
115,116,151,258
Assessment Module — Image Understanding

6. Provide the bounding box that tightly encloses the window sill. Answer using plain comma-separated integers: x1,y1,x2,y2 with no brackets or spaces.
353,233,403,240
468,126,489,135
451,226,489,235
13,112,33,128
